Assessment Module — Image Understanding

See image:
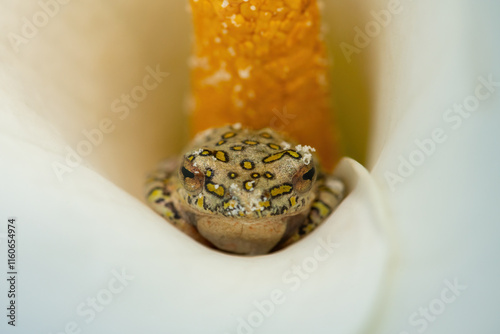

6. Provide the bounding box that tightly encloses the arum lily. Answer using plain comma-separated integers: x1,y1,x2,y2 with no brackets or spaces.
0,1,499,334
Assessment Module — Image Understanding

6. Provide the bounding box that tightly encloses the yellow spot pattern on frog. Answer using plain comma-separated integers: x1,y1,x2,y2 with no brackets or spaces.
224,200,237,209
262,152,285,163
197,196,204,208
244,181,254,191
263,150,302,163
223,132,236,139
231,146,244,151
241,160,255,170
259,201,270,208
206,170,212,177
244,140,258,145
286,150,301,159
301,223,316,235
147,188,164,203
260,132,272,139
289,196,297,207
201,150,212,156
270,184,293,197
264,172,274,179
312,200,331,218
215,151,228,162
164,208,176,219
206,182,225,197
187,155,195,161
268,143,281,150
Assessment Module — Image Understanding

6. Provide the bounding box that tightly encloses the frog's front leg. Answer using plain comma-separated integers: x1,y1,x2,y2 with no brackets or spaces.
281,175,345,247
145,159,214,248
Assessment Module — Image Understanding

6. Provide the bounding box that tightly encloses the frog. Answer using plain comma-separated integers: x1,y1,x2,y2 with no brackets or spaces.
145,124,344,255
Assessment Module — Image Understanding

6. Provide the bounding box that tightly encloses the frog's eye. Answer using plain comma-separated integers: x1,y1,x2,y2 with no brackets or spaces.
179,160,204,193
292,165,316,193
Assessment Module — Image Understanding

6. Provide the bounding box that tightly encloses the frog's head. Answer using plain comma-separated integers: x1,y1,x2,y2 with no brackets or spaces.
176,125,319,220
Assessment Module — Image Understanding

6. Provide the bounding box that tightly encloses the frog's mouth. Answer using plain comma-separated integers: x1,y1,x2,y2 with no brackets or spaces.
213,192,312,219
219,196,272,217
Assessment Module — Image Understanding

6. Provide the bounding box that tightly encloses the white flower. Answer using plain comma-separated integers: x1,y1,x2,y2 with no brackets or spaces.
0,1,499,333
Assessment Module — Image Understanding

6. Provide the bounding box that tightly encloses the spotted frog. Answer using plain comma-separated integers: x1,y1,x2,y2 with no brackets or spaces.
145,124,344,255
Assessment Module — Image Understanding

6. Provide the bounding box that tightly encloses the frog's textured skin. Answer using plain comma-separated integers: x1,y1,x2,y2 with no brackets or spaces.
145,124,344,255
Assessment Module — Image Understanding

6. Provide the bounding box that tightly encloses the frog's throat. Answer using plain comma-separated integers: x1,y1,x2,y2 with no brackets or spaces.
194,215,304,255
